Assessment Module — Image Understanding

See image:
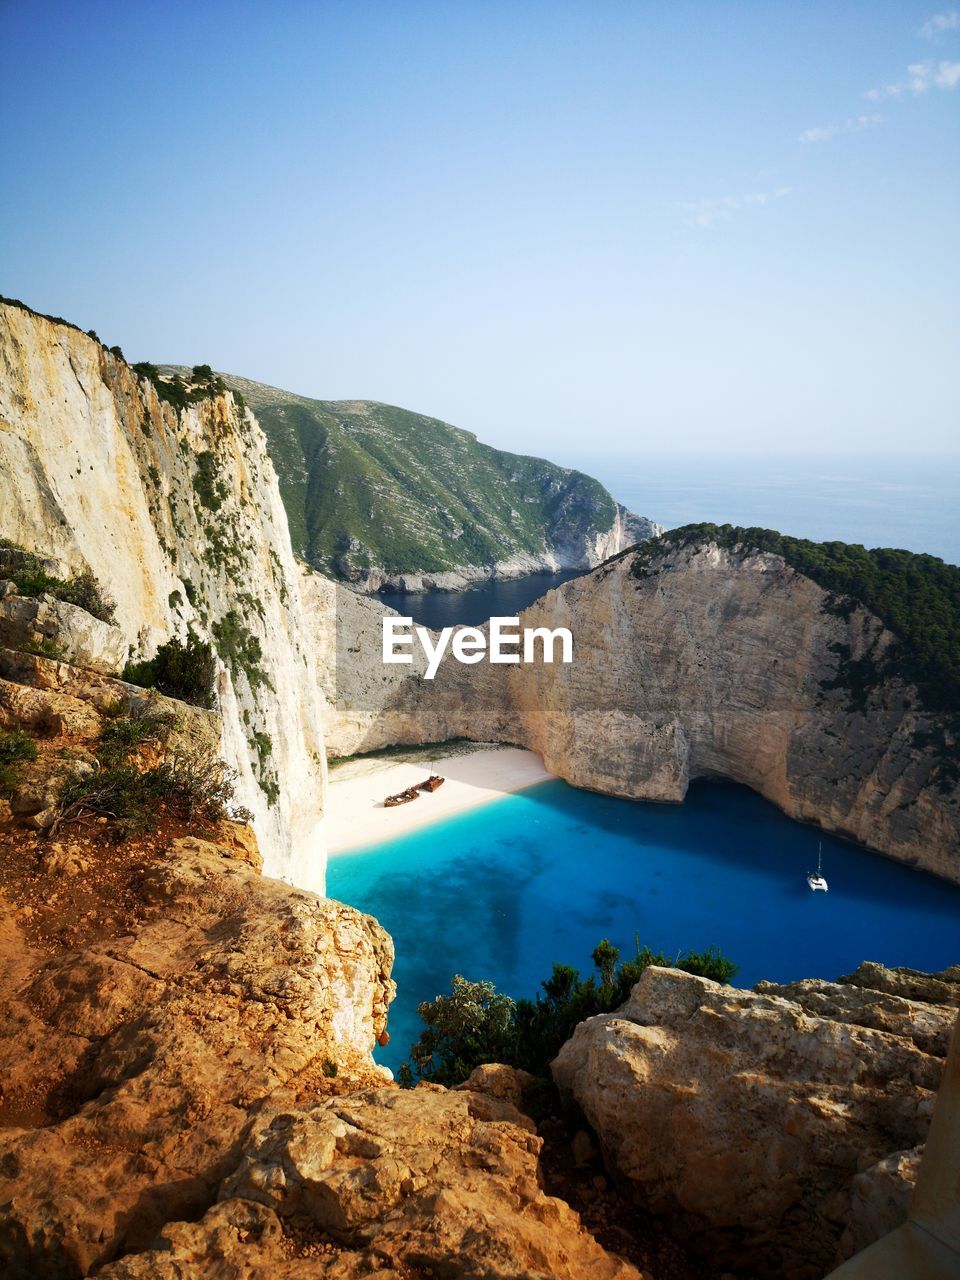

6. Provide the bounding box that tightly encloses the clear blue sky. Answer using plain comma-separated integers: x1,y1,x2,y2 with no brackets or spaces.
2,1,957,456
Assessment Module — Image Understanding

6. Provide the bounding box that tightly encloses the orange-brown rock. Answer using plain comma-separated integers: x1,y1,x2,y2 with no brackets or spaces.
97,1085,640,1280
0,834,394,1278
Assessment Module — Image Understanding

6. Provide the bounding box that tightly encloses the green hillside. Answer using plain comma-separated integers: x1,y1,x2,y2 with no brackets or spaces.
213,375,642,580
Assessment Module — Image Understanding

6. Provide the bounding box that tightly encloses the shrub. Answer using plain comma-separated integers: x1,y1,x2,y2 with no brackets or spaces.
0,728,38,791
404,976,517,1087
22,636,63,660
508,940,737,1077
193,450,226,511
97,708,175,766
190,365,225,392
64,568,116,623
212,611,270,691
53,743,251,837
123,631,217,709
400,938,738,1085
0,546,116,625
148,748,253,824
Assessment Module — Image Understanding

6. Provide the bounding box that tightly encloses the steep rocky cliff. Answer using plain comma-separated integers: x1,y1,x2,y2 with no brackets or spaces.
318,538,959,880
0,300,327,889
213,373,661,590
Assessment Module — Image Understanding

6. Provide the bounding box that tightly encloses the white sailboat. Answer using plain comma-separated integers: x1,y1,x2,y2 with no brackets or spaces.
807,842,828,892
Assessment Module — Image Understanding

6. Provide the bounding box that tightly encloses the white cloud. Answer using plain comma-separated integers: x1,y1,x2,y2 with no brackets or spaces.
920,11,960,38
799,113,885,144
680,186,793,230
865,59,960,99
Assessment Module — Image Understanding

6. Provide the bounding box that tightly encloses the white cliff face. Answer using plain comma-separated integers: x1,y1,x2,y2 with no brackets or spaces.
0,302,327,891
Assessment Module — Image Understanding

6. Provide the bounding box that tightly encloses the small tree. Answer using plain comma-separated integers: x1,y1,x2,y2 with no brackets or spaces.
592,939,620,989
123,631,217,709
406,976,516,1086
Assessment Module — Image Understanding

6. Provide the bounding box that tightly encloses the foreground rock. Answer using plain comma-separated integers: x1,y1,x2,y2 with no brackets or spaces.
99,1080,640,1280
0,833,395,1278
0,829,641,1280
552,964,959,1280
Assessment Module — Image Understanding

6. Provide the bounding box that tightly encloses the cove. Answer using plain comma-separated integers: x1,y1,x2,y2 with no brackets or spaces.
371,569,584,629
327,778,960,1072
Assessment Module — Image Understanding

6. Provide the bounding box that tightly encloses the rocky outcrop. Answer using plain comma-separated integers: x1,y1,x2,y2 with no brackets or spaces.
551,964,960,1279
96,1080,639,1280
0,645,219,829
0,301,328,889
0,827,394,1279
0,593,127,674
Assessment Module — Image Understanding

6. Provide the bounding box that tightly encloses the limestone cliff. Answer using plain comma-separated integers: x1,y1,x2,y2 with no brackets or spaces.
0,300,327,889
317,540,959,880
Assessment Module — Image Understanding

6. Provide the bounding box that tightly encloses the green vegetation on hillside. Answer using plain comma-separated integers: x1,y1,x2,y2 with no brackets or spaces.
632,524,960,720
397,938,737,1086
217,377,621,578
133,363,228,411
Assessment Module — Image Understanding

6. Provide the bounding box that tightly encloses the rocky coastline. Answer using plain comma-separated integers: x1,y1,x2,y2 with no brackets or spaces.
0,299,957,1278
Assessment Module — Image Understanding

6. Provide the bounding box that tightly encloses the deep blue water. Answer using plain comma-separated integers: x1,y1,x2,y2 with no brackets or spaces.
328,779,960,1072
375,570,584,629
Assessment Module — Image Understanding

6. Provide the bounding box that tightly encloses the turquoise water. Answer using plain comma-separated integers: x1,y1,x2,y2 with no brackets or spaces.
327,779,960,1072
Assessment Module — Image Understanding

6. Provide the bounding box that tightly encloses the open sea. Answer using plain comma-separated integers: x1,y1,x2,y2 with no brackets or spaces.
583,453,960,566
328,779,960,1073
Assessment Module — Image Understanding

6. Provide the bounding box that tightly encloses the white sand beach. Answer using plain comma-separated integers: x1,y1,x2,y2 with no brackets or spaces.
325,745,551,854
